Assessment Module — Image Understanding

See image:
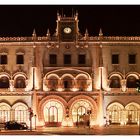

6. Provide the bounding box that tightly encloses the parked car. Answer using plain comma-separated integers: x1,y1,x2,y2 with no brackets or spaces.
5,121,28,130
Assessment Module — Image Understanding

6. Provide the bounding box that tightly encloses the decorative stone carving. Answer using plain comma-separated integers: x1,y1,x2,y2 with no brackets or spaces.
121,79,126,92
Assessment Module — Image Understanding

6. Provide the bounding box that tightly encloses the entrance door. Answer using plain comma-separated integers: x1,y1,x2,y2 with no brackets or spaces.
49,106,58,123
44,101,63,127
72,100,92,127
77,106,86,127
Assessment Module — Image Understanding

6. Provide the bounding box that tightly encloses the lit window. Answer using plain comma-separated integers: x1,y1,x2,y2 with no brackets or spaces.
72,100,92,124
0,103,11,123
14,104,28,123
44,101,63,124
107,103,122,124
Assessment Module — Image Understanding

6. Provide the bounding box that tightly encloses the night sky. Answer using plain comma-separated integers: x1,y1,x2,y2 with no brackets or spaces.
0,5,140,37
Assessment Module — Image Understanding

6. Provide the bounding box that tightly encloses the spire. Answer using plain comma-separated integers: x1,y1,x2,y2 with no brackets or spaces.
75,10,78,20
85,28,89,36
99,28,103,37
46,29,50,37
32,29,37,38
76,10,78,16
57,10,59,16
99,41,103,68
84,28,89,40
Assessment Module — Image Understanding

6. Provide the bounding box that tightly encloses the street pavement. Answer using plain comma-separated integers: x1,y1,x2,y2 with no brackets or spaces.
0,125,140,135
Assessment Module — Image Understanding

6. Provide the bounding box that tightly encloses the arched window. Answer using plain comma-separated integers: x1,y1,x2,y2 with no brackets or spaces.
107,103,123,124
0,76,9,88
47,76,58,91
44,100,63,126
125,103,139,124
110,76,121,88
0,103,11,123
126,76,137,88
72,100,92,125
14,104,28,123
62,76,73,91
77,76,87,91
15,76,26,88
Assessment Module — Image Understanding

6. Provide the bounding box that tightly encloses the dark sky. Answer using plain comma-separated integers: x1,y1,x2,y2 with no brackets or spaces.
0,5,140,37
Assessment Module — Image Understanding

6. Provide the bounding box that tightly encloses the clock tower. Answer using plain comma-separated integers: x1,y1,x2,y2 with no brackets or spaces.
56,11,79,42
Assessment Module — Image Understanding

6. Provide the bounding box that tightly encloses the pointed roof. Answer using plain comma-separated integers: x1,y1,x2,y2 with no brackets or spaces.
85,28,89,36
99,45,103,68
76,10,78,16
46,29,50,37
84,28,89,40
32,29,36,37
99,28,103,36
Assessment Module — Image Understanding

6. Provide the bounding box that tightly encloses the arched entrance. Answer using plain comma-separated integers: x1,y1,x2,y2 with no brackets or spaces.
12,102,29,123
44,100,63,127
71,100,92,127
125,103,139,124
107,102,124,124
0,103,11,123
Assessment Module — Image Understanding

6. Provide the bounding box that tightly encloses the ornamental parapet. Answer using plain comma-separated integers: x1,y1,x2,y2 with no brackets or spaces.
0,91,32,95
0,36,140,42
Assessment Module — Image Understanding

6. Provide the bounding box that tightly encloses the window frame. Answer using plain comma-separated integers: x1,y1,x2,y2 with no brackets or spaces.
128,54,136,65
49,54,57,65
78,54,86,65
64,54,71,65
16,54,24,65
0,53,8,65
112,54,119,65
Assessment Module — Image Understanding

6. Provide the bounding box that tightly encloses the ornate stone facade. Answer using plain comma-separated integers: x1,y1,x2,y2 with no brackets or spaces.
0,12,140,128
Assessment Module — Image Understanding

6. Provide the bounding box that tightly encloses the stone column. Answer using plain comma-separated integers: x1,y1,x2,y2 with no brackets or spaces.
121,79,126,92
9,80,14,92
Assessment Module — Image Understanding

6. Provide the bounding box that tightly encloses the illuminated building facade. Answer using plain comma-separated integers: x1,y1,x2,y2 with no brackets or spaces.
0,11,140,128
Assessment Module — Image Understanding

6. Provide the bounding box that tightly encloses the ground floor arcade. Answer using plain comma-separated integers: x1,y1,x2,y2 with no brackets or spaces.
0,95,140,127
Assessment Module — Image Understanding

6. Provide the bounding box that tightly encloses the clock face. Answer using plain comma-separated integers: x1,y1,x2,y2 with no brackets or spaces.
59,22,76,42
63,27,72,34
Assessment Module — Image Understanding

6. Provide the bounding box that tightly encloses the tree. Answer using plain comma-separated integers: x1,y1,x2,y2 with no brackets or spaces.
136,79,140,92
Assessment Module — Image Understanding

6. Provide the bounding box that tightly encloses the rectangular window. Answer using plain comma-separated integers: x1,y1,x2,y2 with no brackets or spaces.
49,54,57,64
129,54,136,64
64,54,71,64
78,54,86,64
0,55,7,64
17,55,24,64
112,54,119,64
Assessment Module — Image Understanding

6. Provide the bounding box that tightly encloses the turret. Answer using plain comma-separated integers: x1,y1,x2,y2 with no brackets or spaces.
46,29,50,39
84,28,89,39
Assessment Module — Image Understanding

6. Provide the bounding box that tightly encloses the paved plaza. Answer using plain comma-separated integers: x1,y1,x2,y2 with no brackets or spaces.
0,125,140,135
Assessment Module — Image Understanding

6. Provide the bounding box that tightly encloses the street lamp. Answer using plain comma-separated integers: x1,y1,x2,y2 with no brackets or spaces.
34,114,36,130
87,110,92,128
28,107,33,131
136,80,140,134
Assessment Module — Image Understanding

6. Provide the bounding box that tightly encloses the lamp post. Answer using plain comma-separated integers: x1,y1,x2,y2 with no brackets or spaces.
66,107,69,127
77,111,79,128
138,108,140,135
135,80,140,134
28,107,33,131
87,110,92,128
34,114,36,130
